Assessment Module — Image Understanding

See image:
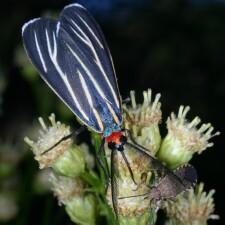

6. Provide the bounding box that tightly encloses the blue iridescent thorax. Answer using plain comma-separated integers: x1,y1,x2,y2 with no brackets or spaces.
94,101,122,137
103,123,121,137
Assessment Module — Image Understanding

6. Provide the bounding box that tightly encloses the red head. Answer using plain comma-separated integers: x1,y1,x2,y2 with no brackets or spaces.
105,131,127,151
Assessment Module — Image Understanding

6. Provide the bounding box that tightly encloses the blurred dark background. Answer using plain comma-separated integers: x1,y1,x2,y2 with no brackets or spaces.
0,0,224,224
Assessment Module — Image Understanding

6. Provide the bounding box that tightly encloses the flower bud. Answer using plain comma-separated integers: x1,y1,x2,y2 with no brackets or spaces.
105,143,157,225
157,106,220,168
25,114,88,177
50,172,84,204
123,89,162,155
52,144,85,177
66,194,96,225
163,183,219,225
24,113,72,169
50,173,96,225
118,210,156,225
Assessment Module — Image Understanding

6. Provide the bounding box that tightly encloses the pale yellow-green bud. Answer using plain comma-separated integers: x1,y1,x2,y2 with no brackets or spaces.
52,144,85,177
119,210,156,225
163,183,219,225
50,172,85,205
157,106,220,168
123,89,162,155
50,172,96,225
24,114,89,177
66,194,96,225
105,143,156,225
24,113,72,169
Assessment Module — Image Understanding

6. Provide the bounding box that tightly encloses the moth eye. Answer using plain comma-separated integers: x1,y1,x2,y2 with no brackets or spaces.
108,142,116,150
119,135,127,144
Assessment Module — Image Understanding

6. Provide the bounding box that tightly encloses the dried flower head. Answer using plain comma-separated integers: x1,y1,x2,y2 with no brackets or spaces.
24,113,72,168
163,183,219,225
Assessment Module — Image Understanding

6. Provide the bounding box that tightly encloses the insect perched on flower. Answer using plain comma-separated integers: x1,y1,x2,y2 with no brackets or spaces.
21,4,196,218
119,164,197,207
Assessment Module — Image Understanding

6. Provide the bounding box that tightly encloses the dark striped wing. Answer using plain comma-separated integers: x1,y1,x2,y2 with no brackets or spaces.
22,4,122,132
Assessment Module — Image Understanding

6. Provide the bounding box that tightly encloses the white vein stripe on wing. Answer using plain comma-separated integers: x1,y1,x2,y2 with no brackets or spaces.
78,70,93,107
93,108,104,131
66,43,108,102
78,70,104,131
45,29,89,121
77,15,103,49
56,22,61,36
22,18,41,34
70,19,120,109
64,3,85,10
34,31,47,73
70,19,95,47
106,101,120,125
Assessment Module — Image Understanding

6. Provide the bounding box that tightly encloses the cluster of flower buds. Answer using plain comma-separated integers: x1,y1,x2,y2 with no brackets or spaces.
105,89,219,224
25,114,98,225
25,89,219,225
164,183,219,225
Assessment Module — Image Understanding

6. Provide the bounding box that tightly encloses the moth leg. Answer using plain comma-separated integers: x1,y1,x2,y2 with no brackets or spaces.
41,125,86,155
166,197,176,203
122,97,131,104
131,172,147,191
96,138,110,188
111,150,119,222
120,151,137,185
124,128,152,150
